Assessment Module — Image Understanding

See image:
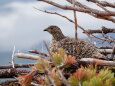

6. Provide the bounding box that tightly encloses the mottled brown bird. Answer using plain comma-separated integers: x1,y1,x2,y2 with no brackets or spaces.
44,25,106,59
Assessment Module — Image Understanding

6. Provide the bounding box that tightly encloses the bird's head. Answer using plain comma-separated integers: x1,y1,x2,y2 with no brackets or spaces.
44,25,62,34
44,25,65,41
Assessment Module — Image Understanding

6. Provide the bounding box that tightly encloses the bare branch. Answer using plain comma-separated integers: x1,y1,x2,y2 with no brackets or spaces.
96,2,110,13
45,68,56,86
58,70,71,86
90,14,115,23
111,45,115,59
34,7,91,37
38,0,115,16
80,58,115,66
72,0,78,39
15,53,40,60
99,49,115,54
91,34,115,43
97,46,112,49
87,0,115,8
34,7,74,23
29,49,48,57
86,27,115,34
67,0,115,22
0,64,34,69
0,80,18,85
0,68,30,78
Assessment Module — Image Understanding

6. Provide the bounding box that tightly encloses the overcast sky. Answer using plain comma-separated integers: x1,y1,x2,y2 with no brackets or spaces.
0,0,114,52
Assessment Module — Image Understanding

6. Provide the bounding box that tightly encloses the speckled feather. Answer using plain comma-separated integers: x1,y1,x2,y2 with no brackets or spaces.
44,25,106,59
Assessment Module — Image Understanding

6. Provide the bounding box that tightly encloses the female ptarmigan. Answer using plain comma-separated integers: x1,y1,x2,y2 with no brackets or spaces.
44,25,106,59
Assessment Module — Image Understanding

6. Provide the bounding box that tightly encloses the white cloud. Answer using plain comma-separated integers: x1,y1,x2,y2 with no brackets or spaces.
0,14,18,38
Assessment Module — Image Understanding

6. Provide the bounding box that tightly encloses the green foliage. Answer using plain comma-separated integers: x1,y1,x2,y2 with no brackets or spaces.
36,58,51,73
82,77,103,86
52,48,67,66
68,75,79,86
68,66,115,86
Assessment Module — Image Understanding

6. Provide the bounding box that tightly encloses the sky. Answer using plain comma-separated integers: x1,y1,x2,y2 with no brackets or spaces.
0,0,114,52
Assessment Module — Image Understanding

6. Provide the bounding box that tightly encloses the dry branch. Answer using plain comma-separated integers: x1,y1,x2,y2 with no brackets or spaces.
90,34,115,43
38,0,115,16
72,0,78,39
80,58,115,66
15,53,51,64
66,0,115,17
111,45,115,58
45,68,56,86
15,53,40,60
87,0,115,8
58,70,71,86
0,80,18,85
96,2,110,12
15,49,114,62
98,46,112,49
15,52,115,65
0,63,34,69
34,7,74,23
99,49,114,54
92,14,115,23
34,7,91,37
67,0,115,22
29,50,48,57
86,27,115,34
0,68,30,78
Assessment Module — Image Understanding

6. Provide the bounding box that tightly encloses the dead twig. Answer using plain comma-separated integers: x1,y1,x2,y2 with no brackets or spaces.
15,53,40,60
58,70,71,86
97,46,112,49
45,68,56,86
29,50,48,57
80,58,115,66
72,0,78,39
67,0,115,22
111,45,115,59
34,7,90,37
11,45,15,68
99,49,115,54
86,27,115,34
0,68,30,78
0,63,34,69
34,7,74,23
38,0,115,16
87,0,115,8
0,80,18,85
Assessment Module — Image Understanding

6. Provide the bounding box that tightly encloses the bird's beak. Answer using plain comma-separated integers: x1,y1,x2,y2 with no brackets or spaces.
43,28,48,31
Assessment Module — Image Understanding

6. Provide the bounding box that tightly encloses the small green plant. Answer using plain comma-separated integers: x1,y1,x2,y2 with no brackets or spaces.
68,66,115,86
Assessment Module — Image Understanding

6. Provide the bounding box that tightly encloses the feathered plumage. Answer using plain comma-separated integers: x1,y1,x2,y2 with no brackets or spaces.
44,25,106,59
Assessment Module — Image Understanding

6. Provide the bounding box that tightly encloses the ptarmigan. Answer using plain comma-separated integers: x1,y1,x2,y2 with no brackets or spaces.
44,25,107,59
